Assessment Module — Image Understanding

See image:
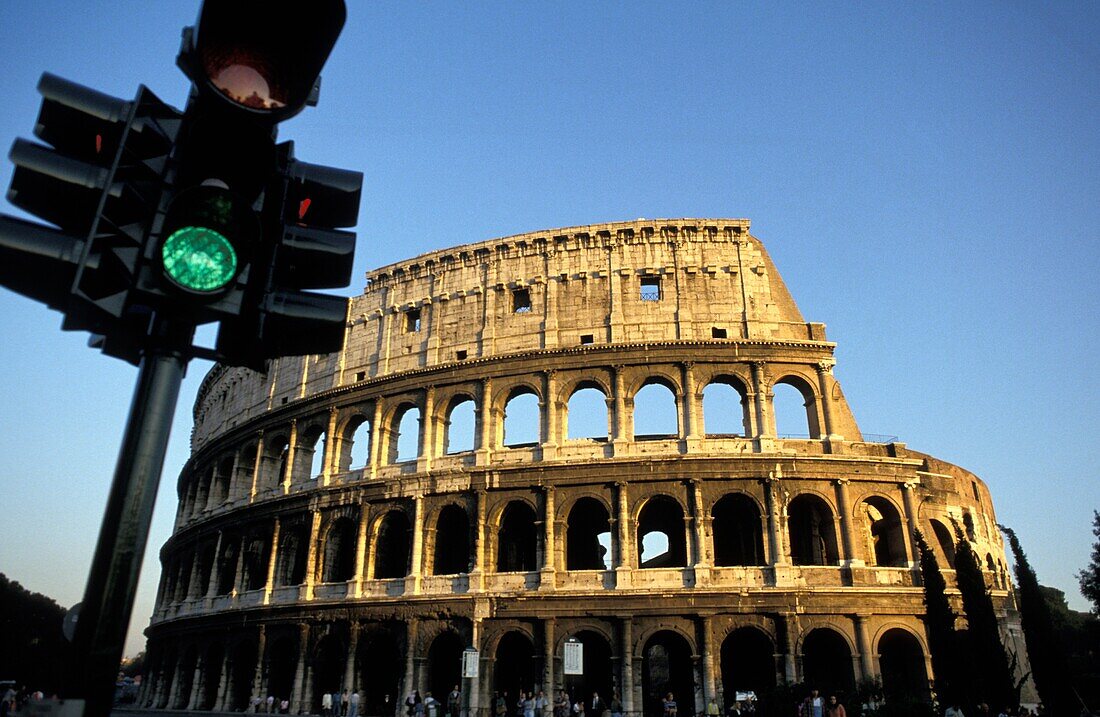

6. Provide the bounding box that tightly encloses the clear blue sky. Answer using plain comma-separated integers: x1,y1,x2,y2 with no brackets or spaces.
0,2,1097,657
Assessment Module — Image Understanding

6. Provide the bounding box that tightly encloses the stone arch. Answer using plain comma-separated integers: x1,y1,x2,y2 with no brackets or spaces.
275,523,309,586
195,542,217,597
641,630,695,717
861,495,907,567
788,493,839,566
444,394,477,454
631,377,679,440
702,375,751,437
311,632,347,712
565,497,613,570
234,441,258,499
241,533,270,591
200,641,224,709
173,645,198,709
636,495,688,568
390,402,422,463
432,504,471,575
210,455,234,507
711,493,766,566
929,518,957,568
372,509,412,579
493,630,537,698
566,381,610,441
260,433,291,491
495,500,538,573
720,626,776,698
266,634,298,704
503,385,541,448
227,638,258,711
339,412,371,472
876,627,929,698
799,627,854,693
294,423,326,482
322,516,357,583
215,535,240,595
426,630,465,705
770,373,821,438
357,629,402,712
560,629,614,709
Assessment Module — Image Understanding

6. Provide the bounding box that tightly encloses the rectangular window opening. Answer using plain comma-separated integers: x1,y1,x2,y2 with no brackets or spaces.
406,308,421,332
512,288,532,313
711,327,728,339
456,349,468,361
355,371,366,381
640,276,661,301
580,334,594,345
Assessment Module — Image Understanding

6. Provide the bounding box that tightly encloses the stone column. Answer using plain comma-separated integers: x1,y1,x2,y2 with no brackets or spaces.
700,617,716,707
834,479,862,567
186,551,204,601
471,489,488,592
186,651,205,710
900,480,920,568
303,510,323,600
475,377,494,465
543,618,556,700
750,362,769,437
620,619,634,717
814,361,839,439
611,366,628,446
345,621,361,691
780,614,799,684
249,433,264,500
214,645,233,710
682,362,701,445
292,623,311,714
166,658,184,709
764,478,785,567
418,385,436,473
542,370,559,458
353,506,371,597
690,480,709,585
206,531,225,600
252,625,268,700
540,486,556,589
264,519,282,603
226,451,242,504
853,614,874,682
615,482,633,587
409,496,426,594
322,407,339,485
283,419,298,492
403,619,420,702
369,400,385,479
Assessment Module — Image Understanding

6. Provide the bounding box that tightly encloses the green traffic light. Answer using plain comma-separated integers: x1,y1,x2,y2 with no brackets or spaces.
161,226,237,293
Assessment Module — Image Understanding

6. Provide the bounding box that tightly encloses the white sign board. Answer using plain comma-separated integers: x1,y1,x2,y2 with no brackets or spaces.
462,649,479,678
563,641,584,675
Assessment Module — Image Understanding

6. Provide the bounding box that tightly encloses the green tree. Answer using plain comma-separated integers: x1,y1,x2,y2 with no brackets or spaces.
999,526,1074,714
1079,510,1100,614
953,529,1018,710
0,572,72,694
914,530,966,705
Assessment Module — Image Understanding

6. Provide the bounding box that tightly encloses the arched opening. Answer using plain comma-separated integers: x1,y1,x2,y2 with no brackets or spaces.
711,494,765,566
275,525,309,586
201,642,224,709
196,544,216,596
496,501,538,573
637,496,687,568
216,539,239,595
309,431,327,479
262,435,290,490
878,628,929,699
211,457,233,506
445,397,476,454
155,652,176,708
433,505,471,575
344,416,371,471
266,636,298,704
641,631,694,717
503,389,540,447
312,635,346,713
358,631,401,713
323,517,357,583
632,381,678,440
228,640,258,711
720,627,776,699
392,405,421,463
493,632,536,698
427,631,464,705
242,536,269,591
771,377,820,438
702,378,749,437
374,511,412,579
788,495,839,566
562,631,613,709
174,647,197,709
930,519,957,568
801,628,853,694
566,498,612,570
567,384,610,441
862,497,906,567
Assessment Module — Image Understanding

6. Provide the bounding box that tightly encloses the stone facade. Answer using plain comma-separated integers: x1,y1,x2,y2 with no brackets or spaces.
142,219,1027,714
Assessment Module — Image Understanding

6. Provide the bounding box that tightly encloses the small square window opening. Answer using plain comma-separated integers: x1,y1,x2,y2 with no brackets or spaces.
456,350,468,360
513,288,532,313
355,371,366,381
406,309,421,332
580,334,594,345
711,327,728,339
640,276,661,301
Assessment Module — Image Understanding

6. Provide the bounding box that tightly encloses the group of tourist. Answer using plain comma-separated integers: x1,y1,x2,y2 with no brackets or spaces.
404,686,463,717
249,694,293,713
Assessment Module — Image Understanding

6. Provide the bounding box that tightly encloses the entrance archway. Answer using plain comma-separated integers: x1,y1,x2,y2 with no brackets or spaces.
720,627,775,698
878,628,928,699
493,632,537,701
562,631,613,708
427,631,464,705
266,636,298,703
228,640,258,711
801,628,853,694
358,630,402,715
312,635,346,712
641,631,694,717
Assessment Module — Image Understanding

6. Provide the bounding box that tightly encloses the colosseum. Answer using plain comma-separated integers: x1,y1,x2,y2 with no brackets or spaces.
140,219,1027,714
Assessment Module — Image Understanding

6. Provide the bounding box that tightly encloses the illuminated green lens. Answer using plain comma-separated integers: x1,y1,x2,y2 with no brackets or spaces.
161,226,237,292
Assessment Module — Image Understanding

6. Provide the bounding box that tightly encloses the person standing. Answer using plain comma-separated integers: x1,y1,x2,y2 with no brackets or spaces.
536,690,549,717
448,685,462,717
323,692,334,717
349,691,360,717
662,693,677,717
826,695,846,717
608,692,623,717
342,690,350,717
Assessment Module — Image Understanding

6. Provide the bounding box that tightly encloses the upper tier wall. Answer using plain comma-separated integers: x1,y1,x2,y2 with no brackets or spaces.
192,219,828,449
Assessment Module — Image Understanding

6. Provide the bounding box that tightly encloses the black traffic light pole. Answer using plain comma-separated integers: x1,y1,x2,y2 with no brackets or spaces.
67,320,191,717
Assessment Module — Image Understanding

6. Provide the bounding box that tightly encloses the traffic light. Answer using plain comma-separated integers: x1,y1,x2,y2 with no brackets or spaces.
0,74,179,335
216,140,361,368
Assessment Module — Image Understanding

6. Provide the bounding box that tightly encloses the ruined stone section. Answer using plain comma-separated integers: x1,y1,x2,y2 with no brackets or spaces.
143,219,1030,714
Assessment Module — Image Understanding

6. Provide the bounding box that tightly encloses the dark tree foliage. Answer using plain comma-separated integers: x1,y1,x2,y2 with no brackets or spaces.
999,526,1074,714
914,530,967,705
1038,586,1100,710
0,572,72,694
952,529,1018,710
1079,510,1100,614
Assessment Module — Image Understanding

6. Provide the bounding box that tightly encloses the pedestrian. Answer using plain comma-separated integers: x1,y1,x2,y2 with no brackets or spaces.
662,693,677,717
525,692,536,717
706,697,719,717
349,691,360,717
944,702,966,717
801,690,824,717
536,690,549,717
554,691,570,717
448,685,462,717
591,692,604,717
609,692,623,717
573,698,586,717
407,691,421,717
250,694,262,713
324,691,334,717
826,695,846,717
279,698,290,714
342,690,350,717
425,692,439,717
266,695,276,714
495,692,508,717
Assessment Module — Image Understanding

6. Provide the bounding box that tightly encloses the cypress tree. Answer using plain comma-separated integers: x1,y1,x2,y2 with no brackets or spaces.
914,530,966,704
1000,525,1074,714
953,527,1017,710
1079,511,1100,613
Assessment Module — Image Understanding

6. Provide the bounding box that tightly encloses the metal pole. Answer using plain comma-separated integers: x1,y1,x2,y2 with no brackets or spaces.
66,340,187,717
